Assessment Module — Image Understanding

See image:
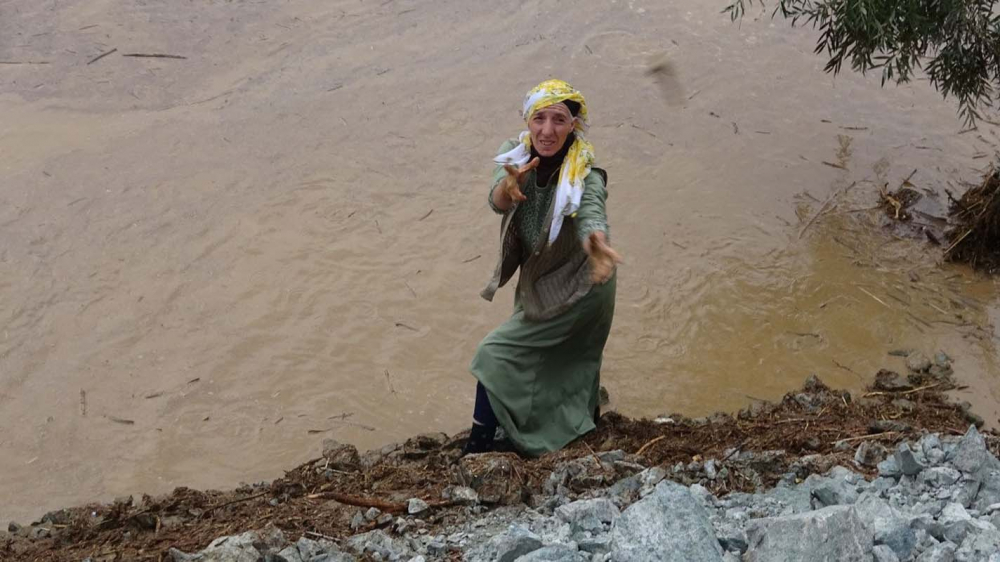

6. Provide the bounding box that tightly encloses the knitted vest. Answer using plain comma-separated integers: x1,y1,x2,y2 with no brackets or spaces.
480,168,608,321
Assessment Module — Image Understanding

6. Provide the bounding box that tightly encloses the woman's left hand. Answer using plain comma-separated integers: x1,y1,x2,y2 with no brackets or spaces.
584,231,622,284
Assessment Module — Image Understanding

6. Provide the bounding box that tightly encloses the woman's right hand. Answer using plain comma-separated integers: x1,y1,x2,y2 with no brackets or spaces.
499,157,540,203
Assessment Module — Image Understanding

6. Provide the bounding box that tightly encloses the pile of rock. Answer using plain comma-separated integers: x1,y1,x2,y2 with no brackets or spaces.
167,424,1000,562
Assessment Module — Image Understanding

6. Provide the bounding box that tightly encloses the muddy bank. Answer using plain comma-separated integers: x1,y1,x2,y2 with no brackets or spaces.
3,352,998,561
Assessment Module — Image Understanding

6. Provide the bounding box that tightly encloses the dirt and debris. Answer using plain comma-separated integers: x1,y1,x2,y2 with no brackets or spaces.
4,368,998,561
945,166,1000,273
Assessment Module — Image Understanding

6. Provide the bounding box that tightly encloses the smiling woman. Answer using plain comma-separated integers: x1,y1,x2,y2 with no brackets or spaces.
464,79,622,456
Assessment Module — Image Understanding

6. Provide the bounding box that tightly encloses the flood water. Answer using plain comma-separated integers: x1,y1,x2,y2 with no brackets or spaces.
1,0,998,523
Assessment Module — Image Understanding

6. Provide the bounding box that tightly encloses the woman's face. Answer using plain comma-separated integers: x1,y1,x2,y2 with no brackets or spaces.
528,104,575,157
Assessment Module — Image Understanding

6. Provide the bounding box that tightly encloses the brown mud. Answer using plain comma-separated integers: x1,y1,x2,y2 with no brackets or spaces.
5,370,998,562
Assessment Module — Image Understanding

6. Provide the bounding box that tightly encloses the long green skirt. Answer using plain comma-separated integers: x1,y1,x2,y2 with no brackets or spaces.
470,276,616,457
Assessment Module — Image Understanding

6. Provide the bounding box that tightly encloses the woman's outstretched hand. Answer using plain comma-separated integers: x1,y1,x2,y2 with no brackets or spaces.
584,231,622,284
499,157,540,204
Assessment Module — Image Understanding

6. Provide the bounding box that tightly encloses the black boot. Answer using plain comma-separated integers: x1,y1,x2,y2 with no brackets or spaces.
462,422,497,455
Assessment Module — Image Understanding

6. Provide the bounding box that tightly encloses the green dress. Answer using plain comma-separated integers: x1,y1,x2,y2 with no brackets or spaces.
471,159,616,457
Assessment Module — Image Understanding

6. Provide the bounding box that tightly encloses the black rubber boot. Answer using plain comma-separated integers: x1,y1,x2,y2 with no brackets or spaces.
462,423,497,455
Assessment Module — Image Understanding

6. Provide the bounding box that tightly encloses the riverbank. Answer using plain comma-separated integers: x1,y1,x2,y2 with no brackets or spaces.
4,351,998,561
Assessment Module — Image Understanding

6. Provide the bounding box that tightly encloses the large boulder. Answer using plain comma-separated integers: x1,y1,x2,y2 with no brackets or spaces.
609,480,724,562
744,505,874,562
853,494,916,560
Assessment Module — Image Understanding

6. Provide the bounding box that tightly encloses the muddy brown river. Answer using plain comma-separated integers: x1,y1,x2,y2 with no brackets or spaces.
2,0,998,523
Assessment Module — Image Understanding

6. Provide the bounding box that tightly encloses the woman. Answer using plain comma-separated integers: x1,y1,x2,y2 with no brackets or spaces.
465,79,622,456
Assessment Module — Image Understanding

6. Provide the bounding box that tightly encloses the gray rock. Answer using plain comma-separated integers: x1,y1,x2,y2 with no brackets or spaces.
916,542,956,562
921,434,943,455
443,486,479,505
7,522,21,534
949,426,989,475
879,457,902,478
610,480,724,562
855,442,887,468
872,544,901,562
896,443,926,476
853,494,916,560
891,398,916,412
290,537,343,560
744,506,874,562
907,353,932,373
408,557,427,562
921,467,962,488
514,544,587,562
934,352,952,367
929,364,954,380
875,370,913,391
555,498,620,533
956,528,1000,561
974,470,1000,511
810,477,860,508
349,510,365,530
322,439,361,472
365,507,381,521
345,530,403,559
476,526,543,562
173,528,286,562
578,536,612,554
939,503,974,545
408,498,429,515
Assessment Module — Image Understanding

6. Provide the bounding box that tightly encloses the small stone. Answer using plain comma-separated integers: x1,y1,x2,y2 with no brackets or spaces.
442,486,478,505
920,433,942,451
30,527,50,540
906,353,932,373
484,526,542,562
376,513,393,527
891,398,916,412
875,369,913,391
920,467,961,488
321,439,361,471
879,457,902,478
704,460,718,480
928,364,954,380
934,352,952,367
895,443,926,476
599,386,610,406
872,544,901,562
407,498,429,515
365,507,381,521
855,441,888,468
350,510,365,530
916,542,956,562
7,522,21,533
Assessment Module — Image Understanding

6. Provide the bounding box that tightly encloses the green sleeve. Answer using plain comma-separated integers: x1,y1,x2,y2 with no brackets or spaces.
575,170,609,244
488,139,520,214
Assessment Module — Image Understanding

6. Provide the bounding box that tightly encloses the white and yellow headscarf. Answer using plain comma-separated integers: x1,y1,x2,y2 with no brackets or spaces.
494,79,596,245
